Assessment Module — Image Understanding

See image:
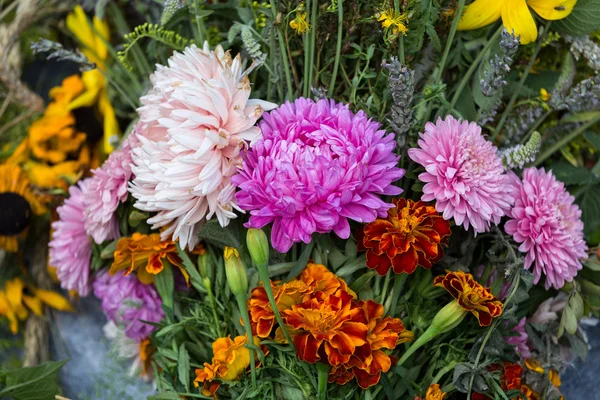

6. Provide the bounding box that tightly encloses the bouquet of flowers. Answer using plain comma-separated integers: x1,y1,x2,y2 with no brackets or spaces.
2,0,600,399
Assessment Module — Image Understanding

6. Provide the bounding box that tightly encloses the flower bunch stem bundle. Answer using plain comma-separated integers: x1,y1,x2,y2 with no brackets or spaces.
235,293,257,389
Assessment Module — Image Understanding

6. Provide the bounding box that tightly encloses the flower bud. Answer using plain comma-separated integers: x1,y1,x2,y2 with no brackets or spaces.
198,252,213,282
428,301,468,335
246,228,269,267
224,246,248,296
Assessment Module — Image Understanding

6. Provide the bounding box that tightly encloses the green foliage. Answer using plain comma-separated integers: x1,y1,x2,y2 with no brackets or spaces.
555,0,600,36
0,360,67,400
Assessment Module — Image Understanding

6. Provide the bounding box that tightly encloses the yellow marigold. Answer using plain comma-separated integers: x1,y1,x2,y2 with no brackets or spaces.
415,383,446,400
109,232,192,285
0,278,73,334
193,335,261,397
0,164,46,252
434,270,503,326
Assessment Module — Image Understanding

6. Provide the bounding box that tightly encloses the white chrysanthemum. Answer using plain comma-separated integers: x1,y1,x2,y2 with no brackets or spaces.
130,42,276,249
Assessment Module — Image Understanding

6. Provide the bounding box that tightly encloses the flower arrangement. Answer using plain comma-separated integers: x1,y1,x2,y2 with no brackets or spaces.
1,1,600,399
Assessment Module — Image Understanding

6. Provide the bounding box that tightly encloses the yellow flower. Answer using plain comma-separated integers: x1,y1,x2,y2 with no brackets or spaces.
0,164,46,252
290,11,310,34
524,358,545,374
549,368,561,388
377,8,408,37
24,160,84,190
28,113,87,164
66,5,119,154
540,88,551,102
458,0,577,44
0,278,73,334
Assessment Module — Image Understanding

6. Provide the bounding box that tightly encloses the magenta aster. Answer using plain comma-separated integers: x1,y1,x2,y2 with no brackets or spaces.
232,98,404,253
93,271,164,341
408,116,514,233
84,130,138,244
49,179,92,296
505,167,588,289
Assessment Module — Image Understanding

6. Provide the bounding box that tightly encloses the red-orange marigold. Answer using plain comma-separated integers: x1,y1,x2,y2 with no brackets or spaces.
434,270,503,327
362,198,451,275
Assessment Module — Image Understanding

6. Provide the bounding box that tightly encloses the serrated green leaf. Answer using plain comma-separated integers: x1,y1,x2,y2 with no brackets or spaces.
0,360,67,400
551,162,600,185
178,343,190,392
555,0,600,36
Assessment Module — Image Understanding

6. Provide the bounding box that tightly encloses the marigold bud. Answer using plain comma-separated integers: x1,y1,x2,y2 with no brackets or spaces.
224,247,248,296
247,228,269,267
198,252,213,281
428,301,468,335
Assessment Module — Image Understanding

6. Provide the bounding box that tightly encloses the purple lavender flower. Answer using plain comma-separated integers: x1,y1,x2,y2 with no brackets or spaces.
93,271,164,341
232,98,405,253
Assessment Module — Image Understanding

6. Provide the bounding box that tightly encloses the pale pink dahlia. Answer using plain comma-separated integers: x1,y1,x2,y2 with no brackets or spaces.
93,271,164,341
505,167,588,289
130,43,276,249
49,179,92,296
84,131,138,244
232,98,405,253
408,116,514,233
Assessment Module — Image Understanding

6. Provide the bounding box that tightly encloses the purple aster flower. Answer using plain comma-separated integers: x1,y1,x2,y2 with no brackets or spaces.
93,271,164,341
232,98,405,253
505,317,531,359
49,179,92,296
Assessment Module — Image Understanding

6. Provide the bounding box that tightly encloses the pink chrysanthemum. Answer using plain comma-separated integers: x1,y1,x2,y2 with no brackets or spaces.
505,317,531,359
505,167,588,289
129,43,275,249
84,131,138,244
408,116,514,233
232,98,405,253
93,271,164,341
49,179,92,296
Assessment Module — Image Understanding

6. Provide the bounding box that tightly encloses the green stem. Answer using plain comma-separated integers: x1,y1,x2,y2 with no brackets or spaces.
270,0,294,100
380,272,392,303
303,0,310,97
204,279,221,336
257,264,295,348
422,0,465,122
389,273,408,317
307,0,318,94
317,363,330,400
327,0,343,98
432,361,458,384
236,294,257,389
534,114,600,166
493,23,550,139
396,324,437,367
193,0,204,43
520,108,552,144
447,25,503,115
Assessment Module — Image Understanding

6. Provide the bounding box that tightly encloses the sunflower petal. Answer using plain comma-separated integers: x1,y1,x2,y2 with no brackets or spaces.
528,0,577,21
457,0,503,31
502,0,538,44
34,289,75,312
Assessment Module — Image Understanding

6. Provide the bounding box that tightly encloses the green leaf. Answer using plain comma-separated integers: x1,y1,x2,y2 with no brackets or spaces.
285,242,314,281
584,132,600,150
555,0,600,35
570,292,585,320
350,271,377,293
551,162,600,185
148,392,184,400
197,219,241,248
576,185,600,239
0,360,67,400
178,343,190,392
100,239,118,259
155,261,175,313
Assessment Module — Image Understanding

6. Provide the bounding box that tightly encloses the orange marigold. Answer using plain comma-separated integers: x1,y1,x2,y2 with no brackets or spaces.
109,232,192,285
434,270,503,326
329,300,413,389
193,335,261,398
414,383,447,400
362,198,451,276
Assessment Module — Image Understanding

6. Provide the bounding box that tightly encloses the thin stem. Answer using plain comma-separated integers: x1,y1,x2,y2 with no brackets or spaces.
303,0,310,97
520,108,552,144
257,265,295,348
317,363,330,400
236,294,257,389
534,114,600,166
447,26,503,115
204,279,221,336
193,0,204,43
327,0,343,98
308,0,318,93
270,0,294,100
432,361,458,384
380,272,392,303
493,23,550,139
389,273,408,317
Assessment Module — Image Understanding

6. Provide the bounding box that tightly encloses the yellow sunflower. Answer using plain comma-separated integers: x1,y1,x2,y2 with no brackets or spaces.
0,164,46,252
457,0,577,44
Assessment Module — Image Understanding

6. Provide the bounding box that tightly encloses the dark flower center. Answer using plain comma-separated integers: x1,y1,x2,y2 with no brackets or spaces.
0,192,32,236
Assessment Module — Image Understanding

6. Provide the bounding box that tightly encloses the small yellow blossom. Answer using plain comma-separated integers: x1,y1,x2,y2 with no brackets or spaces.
290,9,310,35
540,88,551,102
377,8,408,37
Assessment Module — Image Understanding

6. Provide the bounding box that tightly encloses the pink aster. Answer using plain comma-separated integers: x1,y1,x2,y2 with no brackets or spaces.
505,167,588,289
93,271,164,341
408,116,514,233
130,43,276,249
505,317,531,359
84,131,138,244
232,98,404,253
49,179,92,296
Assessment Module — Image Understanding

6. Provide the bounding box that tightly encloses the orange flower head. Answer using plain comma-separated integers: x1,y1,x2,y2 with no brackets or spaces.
139,338,154,377
194,335,261,398
109,233,189,285
434,270,503,326
28,113,87,165
299,263,353,298
501,362,523,391
418,384,446,400
331,300,413,389
362,199,451,275
521,384,541,400
282,290,368,366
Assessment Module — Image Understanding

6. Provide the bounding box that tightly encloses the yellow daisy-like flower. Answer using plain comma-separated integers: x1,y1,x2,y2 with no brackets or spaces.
290,11,310,35
66,5,120,154
457,0,577,44
0,164,46,252
377,8,408,37
0,278,74,334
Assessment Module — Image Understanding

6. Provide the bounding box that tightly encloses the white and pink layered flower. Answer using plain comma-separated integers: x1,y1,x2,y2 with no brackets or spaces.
129,43,276,249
